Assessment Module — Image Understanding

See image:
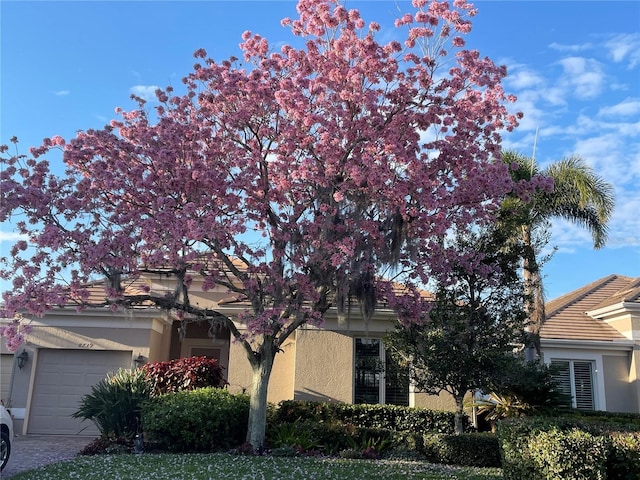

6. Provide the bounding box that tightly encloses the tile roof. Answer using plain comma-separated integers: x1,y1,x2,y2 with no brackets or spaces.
541,274,639,341
67,277,153,306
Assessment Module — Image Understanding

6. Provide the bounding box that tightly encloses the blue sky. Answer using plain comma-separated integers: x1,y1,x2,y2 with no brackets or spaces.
1,0,639,301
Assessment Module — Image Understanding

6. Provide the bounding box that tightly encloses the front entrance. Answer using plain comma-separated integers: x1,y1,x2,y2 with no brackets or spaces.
169,320,231,381
180,338,230,378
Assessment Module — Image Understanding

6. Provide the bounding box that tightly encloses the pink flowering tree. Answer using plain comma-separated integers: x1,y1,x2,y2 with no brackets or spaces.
1,0,531,448
0,315,33,353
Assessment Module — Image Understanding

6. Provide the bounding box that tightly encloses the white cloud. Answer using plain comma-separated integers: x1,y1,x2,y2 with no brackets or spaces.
504,66,545,90
549,42,592,53
130,85,160,102
608,191,640,247
0,231,28,243
604,33,640,69
572,129,638,181
54,90,70,96
556,57,605,99
549,218,594,249
597,97,640,118
510,92,541,126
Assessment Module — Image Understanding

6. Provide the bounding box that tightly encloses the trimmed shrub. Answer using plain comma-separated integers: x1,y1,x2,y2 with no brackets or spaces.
528,428,608,480
607,432,640,480
141,387,249,452
274,400,466,434
497,416,640,480
268,400,479,459
72,368,151,439
142,356,226,394
422,433,501,468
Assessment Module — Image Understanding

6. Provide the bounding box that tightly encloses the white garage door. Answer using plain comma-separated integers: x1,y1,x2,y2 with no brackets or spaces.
1,354,14,404
28,349,132,435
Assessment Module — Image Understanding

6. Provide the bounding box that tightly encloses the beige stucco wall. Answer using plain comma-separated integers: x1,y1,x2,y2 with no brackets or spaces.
148,322,170,363
226,333,296,403
603,353,635,412
26,325,151,355
226,340,252,395
605,313,634,339
412,390,459,411
630,346,640,413
294,328,353,403
268,337,296,403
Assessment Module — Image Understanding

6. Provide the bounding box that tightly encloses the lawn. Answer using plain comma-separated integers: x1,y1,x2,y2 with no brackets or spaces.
9,453,503,479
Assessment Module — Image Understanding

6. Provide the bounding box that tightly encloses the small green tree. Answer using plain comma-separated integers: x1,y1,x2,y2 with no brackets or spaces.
387,227,527,434
474,358,572,430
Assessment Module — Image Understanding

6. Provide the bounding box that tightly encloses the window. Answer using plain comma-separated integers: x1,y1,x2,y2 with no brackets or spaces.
354,338,409,406
551,359,595,410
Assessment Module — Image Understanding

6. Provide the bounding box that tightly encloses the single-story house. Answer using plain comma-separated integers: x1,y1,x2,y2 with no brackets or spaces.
2,273,638,435
1,272,449,436
539,274,640,413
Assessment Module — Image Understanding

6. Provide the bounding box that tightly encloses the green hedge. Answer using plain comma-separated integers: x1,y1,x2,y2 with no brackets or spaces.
267,400,488,462
274,400,468,434
423,433,501,468
141,387,249,452
497,416,640,480
607,432,640,480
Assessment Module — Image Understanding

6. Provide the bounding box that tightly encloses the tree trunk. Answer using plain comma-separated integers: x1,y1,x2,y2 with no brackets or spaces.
245,341,276,451
454,394,465,435
521,224,543,359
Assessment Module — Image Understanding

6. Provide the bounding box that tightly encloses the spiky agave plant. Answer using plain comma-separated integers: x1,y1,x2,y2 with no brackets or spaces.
73,368,152,439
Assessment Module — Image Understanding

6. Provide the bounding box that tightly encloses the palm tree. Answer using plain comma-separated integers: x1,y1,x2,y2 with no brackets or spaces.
500,151,615,357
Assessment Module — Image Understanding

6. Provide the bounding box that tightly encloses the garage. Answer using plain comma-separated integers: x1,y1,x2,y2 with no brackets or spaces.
1,353,14,404
27,349,132,435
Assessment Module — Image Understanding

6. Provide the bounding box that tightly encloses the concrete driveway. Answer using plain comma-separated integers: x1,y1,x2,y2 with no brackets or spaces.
2,435,96,478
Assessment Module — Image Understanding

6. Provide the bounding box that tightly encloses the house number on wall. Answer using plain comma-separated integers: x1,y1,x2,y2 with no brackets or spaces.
78,343,94,348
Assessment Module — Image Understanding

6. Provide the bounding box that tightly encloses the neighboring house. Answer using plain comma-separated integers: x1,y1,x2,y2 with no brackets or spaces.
540,274,640,413
3,272,637,436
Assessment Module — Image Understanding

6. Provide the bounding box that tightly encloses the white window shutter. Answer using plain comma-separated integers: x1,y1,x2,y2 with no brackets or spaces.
573,361,594,410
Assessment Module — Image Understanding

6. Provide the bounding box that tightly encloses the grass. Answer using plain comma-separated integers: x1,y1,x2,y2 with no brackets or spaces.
9,453,503,479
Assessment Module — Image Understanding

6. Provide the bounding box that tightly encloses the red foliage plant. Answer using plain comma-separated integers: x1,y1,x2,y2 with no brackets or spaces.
142,356,226,395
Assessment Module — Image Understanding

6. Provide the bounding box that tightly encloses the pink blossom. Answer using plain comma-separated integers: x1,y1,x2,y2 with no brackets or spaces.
0,317,32,352
193,48,207,58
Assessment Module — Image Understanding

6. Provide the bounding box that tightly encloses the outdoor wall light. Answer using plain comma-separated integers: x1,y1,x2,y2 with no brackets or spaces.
134,354,146,369
17,350,29,369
